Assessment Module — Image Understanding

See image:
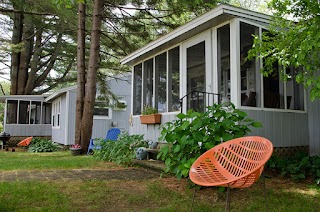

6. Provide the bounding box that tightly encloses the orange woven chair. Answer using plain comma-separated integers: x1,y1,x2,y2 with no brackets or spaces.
17,137,33,147
189,136,273,211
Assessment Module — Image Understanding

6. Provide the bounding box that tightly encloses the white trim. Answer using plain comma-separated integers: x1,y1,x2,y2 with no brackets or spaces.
131,66,134,115
45,85,76,102
238,106,307,114
65,90,69,145
93,108,112,120
121,4,271,65
52,97,61,129
230,19,241,107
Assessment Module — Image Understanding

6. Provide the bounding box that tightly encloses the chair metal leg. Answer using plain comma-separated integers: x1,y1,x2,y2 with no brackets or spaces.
225,185,231,212
190,186,196,212
262,172,268,212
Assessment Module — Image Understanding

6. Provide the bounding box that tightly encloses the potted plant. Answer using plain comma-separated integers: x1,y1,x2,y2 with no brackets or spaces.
69,144,82,156
140,106,162,124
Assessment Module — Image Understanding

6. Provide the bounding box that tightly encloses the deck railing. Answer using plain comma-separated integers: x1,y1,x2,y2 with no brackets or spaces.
180,91,222,113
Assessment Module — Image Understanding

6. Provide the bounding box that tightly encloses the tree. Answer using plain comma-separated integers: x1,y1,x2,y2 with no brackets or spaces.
248,0,320,101
74,0,227,153
0,0,78,95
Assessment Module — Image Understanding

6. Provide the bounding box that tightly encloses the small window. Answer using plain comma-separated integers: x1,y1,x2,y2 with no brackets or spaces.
114,100,127,111
93,97,111,119
52,98,61,128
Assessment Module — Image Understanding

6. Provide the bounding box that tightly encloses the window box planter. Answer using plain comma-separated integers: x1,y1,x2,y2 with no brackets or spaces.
140,114,162,124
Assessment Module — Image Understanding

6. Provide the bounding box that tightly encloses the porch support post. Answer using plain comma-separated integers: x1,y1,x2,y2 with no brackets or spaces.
230,19,240,107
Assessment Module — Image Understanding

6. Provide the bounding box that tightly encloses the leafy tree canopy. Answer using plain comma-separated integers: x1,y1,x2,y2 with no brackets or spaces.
248,0,320,101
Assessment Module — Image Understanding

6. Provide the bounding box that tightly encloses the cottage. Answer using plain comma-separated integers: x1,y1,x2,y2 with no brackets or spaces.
0,74,132,145
121,4,320,155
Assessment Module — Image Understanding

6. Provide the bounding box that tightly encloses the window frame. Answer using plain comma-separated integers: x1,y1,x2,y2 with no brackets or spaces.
52,98,61,129
93,95,112,120
236,19,307,113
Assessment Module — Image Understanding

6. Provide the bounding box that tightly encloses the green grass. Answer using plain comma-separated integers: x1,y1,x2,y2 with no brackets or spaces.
0,151,119,170
0,151,319,211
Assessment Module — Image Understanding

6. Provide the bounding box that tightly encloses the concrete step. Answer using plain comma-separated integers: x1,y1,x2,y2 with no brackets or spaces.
132,159,165,172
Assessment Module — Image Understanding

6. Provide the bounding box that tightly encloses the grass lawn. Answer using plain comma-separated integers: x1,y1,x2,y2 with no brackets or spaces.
0,151,319,211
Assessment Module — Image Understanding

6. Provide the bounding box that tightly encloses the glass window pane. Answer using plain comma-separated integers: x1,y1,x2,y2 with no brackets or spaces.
6,100,18,124
168,47,180,112
133,64,142,115
93,102,109,116
263,62,284,109
19,101,30,124
155,53,167,113
218,24,230,99
144,59,154,108
30,101,41,124
42,103,51,124
285,67,305,110
240,22,260,107
187,41,205,112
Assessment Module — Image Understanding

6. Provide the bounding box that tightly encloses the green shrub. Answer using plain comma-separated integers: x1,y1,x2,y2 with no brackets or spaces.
141,105,158,115
267,152,320,184
157,103,262,179
93,132,148,165
28,138,60,152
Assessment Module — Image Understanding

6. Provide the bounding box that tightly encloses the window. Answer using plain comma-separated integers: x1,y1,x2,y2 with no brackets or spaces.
218,24,230,98
133,64,142,115
52,98,61,127
6,100,18,124
93,95,111,119
144,58,154,107
114,100,127,111
236,22,305,111
6,100,51,124
155,53,167,113
240,22,260,107
132,46,180,115
168,47,180,112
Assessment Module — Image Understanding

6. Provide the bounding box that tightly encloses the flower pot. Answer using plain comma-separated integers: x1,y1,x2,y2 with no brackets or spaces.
140,114,162,124
70,148,82,156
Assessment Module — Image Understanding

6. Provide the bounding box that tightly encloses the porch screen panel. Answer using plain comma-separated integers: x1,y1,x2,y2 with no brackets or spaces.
42,103,51,124
285,67,305,110
168,47,180,112
133,63,142,115
263,62,284,109
19,101,30,124
30,101,41,124
155,53,167,113
187,41,205,112
217,24,230,99
144,59,153,108
6,100,18,124
240,22,260,107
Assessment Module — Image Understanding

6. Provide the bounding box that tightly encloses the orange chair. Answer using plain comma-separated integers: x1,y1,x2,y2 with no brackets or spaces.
189,136,273,211
17,137,33,147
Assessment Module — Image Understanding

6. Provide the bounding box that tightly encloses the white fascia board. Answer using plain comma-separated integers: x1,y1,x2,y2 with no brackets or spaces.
121,4,271,66
45,85,77,102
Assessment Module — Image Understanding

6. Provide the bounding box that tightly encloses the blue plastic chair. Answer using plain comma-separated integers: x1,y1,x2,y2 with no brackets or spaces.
87,128,121,155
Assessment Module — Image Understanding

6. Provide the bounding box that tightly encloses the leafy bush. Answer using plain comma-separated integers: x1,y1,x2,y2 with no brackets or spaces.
267,152,320,184
157,103,262,179
93,132,148,165
28,138,60,152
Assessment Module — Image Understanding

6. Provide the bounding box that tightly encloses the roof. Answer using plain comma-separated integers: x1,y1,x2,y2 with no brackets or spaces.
121,4,271,66
0,95,49,103
45,85,77,102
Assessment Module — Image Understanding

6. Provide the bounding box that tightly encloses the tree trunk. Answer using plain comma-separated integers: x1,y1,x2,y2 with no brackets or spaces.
10,11,24,95
75,2,86,146
80,0,104,154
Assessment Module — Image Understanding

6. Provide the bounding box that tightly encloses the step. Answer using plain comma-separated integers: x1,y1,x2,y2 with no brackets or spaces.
132,159,165,172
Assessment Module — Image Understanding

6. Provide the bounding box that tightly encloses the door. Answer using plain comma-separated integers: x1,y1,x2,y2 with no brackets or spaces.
181,31,211,113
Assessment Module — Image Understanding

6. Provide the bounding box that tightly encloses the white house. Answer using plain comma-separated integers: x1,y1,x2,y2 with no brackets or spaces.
121,4,320,155
0,74,132,146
